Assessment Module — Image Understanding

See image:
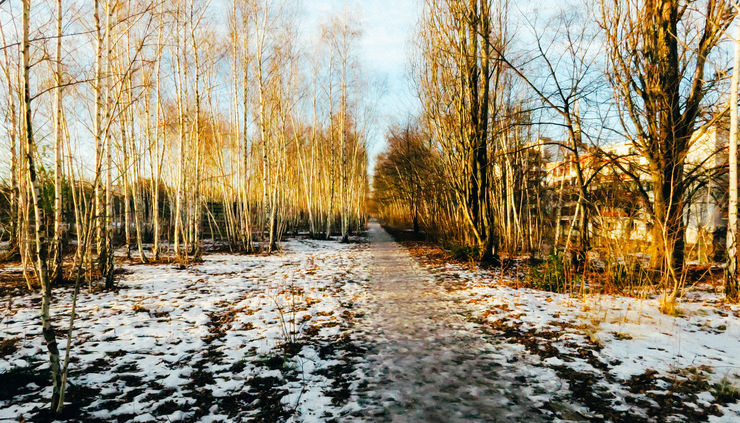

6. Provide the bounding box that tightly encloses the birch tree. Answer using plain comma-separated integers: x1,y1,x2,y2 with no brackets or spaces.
21,0,63,410
52,0,64,283
727,10,740,301
0,14,20,260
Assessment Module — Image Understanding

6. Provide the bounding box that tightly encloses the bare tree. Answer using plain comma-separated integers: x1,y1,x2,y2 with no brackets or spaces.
599,0,735,310
490,7,603,265
52,0,64,283
0,14,20,260
728,9,740,301
415,0,503,262
21,0,63,410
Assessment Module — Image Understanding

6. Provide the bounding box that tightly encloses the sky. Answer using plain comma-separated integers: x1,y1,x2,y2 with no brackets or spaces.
302,0,422,167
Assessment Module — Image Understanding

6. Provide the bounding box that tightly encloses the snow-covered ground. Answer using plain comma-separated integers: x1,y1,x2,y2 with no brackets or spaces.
401,240,740,422
1,225,739,422
1,238,371,422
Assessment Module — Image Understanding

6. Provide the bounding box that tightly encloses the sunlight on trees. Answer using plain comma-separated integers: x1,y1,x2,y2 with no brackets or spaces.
0,0,369,412
2,0,740,416
375,0,740,313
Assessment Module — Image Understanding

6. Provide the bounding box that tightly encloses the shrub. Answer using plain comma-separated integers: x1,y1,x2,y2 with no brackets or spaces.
449,244,479,261
602,258,653,295
713,378,740,403
529,254,574,293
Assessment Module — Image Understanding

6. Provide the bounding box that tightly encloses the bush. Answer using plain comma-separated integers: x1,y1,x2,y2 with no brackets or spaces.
529,254,575,293
448,244,479,261
713,378,740,403
602,258,652,295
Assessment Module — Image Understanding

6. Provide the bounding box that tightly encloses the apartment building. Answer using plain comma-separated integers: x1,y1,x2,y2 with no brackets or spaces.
537,126,729,262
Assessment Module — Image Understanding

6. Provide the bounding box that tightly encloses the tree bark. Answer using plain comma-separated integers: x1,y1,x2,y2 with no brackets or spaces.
52,0,64,283
727,13,740,301
22,0,63,410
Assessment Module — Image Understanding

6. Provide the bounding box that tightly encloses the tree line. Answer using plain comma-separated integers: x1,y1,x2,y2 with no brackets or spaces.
373,0,739,312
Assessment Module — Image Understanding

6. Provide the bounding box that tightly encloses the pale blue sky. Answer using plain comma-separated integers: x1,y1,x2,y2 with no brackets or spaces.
302,0,421,164
0,0,422,178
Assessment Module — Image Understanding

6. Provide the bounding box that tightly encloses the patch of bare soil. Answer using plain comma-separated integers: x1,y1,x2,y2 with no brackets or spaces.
0,269,31,297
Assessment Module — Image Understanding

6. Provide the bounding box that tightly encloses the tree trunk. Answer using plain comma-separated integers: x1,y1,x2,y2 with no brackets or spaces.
190,2,202,258
727,14,740,301
93,0,105,276
174,7,186,261
22,0,63,410
0,22,20,254
52,0,64,284
152,24,164,261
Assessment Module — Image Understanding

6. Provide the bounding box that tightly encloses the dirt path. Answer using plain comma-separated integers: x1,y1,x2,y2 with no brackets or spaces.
355,222,548,422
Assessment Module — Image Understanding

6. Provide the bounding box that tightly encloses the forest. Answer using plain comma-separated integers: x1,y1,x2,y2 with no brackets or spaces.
1,0,740,422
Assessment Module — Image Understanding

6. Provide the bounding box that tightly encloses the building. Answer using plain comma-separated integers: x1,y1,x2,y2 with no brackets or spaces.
538,126,729,263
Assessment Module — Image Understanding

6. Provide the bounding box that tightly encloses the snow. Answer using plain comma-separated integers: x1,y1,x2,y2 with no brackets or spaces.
461,279,740,383
0,237,370,421
409,247,740,421
1,225,739,421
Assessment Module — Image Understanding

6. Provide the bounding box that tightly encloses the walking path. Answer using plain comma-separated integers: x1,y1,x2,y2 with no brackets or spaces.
355,222,547,422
